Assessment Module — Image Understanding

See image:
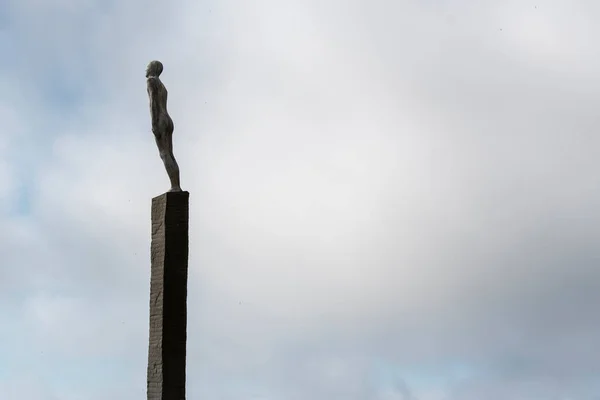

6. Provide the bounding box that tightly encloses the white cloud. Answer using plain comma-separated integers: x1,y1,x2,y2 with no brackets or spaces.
2,0,600,399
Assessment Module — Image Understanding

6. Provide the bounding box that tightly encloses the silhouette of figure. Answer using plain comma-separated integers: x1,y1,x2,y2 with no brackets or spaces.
146,60,182,192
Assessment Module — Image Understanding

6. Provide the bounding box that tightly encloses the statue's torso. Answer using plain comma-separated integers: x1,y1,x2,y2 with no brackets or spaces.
147,77,173,135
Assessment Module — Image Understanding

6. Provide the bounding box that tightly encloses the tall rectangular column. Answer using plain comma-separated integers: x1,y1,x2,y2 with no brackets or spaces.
147,191,190,400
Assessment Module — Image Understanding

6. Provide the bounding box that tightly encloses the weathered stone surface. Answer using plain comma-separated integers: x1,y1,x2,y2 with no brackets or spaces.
148,191,189,400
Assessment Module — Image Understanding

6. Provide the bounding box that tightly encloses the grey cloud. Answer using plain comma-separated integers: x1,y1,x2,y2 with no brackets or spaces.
2,0,600,399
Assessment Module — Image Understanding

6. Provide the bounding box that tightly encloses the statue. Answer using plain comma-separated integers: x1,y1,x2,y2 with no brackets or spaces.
146,60,182,192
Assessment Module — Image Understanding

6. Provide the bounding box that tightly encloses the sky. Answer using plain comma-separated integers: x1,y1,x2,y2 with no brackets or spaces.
1,0,600,399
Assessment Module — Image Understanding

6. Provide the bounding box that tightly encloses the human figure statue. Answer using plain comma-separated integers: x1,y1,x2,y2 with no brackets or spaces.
146,60,182,192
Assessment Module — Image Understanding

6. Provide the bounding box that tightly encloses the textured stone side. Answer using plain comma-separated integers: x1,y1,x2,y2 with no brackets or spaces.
148,191,189,400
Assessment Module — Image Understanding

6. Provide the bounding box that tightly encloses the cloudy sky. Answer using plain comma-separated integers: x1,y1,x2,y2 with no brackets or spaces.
1,0,600,399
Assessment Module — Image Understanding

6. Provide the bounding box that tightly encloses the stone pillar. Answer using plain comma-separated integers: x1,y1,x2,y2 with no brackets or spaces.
147,191,190,400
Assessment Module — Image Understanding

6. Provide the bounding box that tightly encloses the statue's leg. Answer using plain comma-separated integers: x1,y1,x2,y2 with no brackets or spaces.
167,130,174,154
156,133,181,191
165,153,181,192
166,133,181,191
166,130,181,191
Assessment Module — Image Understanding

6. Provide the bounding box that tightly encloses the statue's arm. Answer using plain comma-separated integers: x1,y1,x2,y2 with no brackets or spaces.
147,78,161,130
147,77,160,92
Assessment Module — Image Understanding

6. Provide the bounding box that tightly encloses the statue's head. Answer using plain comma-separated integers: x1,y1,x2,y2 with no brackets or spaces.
146,60,163,78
